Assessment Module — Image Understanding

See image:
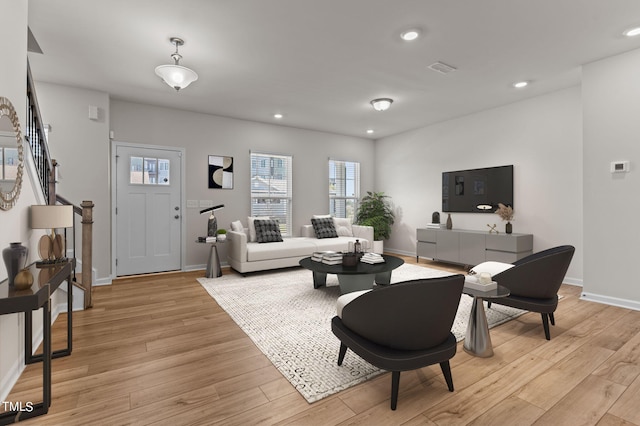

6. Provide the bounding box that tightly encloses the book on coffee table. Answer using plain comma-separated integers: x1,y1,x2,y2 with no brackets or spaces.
464,275,497,291
360,253,385,264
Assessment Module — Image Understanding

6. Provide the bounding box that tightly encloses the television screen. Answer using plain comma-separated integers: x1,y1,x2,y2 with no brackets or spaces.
442,165,513,213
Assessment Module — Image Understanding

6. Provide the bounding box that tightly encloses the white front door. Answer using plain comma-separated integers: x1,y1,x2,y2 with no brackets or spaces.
115,144,182,276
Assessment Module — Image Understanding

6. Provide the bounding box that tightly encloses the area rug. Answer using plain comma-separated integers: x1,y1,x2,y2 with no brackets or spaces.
197,264,525,403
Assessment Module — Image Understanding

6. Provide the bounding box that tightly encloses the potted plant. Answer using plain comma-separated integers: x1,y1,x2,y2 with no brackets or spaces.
355,191,395,254
216,228,227,241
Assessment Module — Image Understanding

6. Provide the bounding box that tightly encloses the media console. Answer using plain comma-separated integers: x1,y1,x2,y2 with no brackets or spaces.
416,228,533,266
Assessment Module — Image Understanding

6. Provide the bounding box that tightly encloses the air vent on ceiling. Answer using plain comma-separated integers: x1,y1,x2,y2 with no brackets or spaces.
428,61,457,74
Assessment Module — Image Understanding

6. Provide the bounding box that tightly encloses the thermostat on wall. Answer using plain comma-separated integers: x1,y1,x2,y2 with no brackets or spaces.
610,161,630,173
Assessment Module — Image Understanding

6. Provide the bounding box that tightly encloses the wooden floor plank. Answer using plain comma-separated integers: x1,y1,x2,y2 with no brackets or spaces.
532,375,626,425
3,257,640,426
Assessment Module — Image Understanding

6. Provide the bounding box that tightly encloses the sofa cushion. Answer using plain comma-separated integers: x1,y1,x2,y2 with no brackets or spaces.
231,220,244,232
248,216,270,242
246,238,317,262
312,236,363,252
311,217,338,239
254,219,284,243
333,217,353,237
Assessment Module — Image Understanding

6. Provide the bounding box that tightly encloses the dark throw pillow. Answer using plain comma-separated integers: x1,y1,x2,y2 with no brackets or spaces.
254,219,284,243
311,217,338,239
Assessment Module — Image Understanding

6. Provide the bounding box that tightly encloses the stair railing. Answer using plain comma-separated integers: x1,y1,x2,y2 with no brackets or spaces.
27,60,94,308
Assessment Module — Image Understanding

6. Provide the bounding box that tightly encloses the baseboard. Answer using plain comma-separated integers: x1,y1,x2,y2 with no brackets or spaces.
581,292,640,311
184,262,230,273
384,248,414,257
563,277,583,287
94,276,113,286
184,264,207,272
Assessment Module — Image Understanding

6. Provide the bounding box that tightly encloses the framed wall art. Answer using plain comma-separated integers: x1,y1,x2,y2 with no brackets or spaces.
208,155,233,189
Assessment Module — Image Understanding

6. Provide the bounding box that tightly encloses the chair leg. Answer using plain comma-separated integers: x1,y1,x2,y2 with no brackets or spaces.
391,371,400,410
337,343,348,366
440,361,454,392
541,313,551,340
487,301,492,309
549,312,555,326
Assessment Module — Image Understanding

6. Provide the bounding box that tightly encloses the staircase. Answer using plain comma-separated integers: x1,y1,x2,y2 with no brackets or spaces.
27,61,94,309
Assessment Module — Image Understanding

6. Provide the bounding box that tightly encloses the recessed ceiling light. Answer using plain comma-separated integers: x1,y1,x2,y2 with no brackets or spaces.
273,113,283,119
400,29,420,41
624,26,640,37
512,81,529,89
366,129,374,134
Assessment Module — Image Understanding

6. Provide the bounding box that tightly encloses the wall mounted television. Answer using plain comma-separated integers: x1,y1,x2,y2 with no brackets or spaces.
442,165,513,213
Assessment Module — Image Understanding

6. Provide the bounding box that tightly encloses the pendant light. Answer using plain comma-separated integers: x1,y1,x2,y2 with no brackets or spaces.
155,37,198,91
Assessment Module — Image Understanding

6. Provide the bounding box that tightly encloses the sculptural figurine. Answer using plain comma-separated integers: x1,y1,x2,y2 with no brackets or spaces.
432,211,440,224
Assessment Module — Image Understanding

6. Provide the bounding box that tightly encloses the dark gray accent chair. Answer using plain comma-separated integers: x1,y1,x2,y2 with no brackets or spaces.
331,275,465,410
487,245,575,340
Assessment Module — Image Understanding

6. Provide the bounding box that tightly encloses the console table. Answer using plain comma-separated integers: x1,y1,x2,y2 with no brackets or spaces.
0,259,74,424
416,228,533,266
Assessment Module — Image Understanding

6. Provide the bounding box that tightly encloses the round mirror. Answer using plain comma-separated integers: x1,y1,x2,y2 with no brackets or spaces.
0,97,24,211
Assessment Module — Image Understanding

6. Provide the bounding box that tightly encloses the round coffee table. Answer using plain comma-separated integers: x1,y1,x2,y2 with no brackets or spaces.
299,254,404,294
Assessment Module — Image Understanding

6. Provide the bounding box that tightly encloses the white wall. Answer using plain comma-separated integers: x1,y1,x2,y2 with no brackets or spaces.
582,48,640,309
106,99,376,273
375,87,584,284
35,82,111,284
0,0,65,402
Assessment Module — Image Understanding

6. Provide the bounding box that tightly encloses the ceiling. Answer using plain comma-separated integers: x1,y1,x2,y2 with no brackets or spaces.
27,0,640,139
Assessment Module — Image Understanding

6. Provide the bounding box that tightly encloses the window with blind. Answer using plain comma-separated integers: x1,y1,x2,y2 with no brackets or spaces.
250,152,293,236
329,159,360,220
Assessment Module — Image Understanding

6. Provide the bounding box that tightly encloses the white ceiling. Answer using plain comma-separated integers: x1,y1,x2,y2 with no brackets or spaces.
27,0,640,139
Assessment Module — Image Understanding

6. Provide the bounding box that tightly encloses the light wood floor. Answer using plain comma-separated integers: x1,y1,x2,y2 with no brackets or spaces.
6,256,640,425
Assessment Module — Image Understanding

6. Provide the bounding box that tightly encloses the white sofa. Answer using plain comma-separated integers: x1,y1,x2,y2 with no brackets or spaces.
227,224,373,274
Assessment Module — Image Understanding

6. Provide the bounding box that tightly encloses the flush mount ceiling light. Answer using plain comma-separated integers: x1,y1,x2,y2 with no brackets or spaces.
155,37,198,91
370,98,393,111
273,113,283,119
512,81,529,89
624,26,640,37
400,29,421,41
366,129,375,134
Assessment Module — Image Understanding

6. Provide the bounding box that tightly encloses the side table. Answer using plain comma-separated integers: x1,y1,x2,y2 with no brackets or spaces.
462,283,510,358
0,259,74,424
197,240,224,278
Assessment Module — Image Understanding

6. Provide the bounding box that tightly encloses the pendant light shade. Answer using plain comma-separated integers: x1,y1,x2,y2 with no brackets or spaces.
155,37,198,91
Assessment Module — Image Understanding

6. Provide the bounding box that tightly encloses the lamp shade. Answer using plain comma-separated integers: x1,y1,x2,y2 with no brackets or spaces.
31,205,74,229
155,65,198,91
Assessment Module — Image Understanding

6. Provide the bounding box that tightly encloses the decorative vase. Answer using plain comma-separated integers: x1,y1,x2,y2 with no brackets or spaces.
207,214,218,237
446,214,452,230
216,233,226,242
505,222,512,234
14,268,34,290
3,242,29,287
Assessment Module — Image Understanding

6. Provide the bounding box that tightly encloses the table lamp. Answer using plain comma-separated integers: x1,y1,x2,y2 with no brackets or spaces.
200,204,224,237
31,205,74,264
